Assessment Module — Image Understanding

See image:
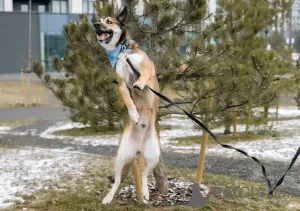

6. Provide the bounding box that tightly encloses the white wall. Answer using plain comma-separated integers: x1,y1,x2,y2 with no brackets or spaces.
4,0,13,11
69,0,83,14
68,0,121,14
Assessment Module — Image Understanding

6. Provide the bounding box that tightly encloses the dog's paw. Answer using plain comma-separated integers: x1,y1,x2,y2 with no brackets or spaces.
129,108,139,124
133,80,146,90
102,193,114,205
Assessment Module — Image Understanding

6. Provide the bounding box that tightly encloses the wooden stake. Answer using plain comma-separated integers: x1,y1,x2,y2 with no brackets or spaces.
233,106,237,136
195,131,209,184
245,105,251,135
131,158,143,203
137,153,145,177
195,79,214,184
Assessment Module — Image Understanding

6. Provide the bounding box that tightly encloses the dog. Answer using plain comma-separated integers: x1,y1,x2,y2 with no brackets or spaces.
93,6,161,204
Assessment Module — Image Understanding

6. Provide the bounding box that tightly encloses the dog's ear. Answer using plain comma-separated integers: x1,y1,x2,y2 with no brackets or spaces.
116,6,128,24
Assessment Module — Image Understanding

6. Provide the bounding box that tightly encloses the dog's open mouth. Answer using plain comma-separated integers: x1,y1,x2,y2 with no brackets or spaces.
96,30,113,42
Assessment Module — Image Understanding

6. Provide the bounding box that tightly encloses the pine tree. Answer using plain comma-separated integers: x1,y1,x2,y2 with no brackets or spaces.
33,13,124,130
210,0,294,131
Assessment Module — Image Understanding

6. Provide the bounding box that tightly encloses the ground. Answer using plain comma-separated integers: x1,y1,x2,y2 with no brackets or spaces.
0,104,300,210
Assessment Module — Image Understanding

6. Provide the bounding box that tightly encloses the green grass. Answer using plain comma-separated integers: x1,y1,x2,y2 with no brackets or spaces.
53,126,122,136
6,156,300,211
169,129,278,146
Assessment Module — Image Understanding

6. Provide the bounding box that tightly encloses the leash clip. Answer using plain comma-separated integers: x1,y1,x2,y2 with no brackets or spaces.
121,39,130,59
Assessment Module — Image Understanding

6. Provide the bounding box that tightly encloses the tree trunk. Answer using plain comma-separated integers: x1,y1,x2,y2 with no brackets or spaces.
153,155,169,194
223,111,232,135
245,105,251,135
150,6,169,194
224,125,231,134
263,105,269,124
233,106,237,136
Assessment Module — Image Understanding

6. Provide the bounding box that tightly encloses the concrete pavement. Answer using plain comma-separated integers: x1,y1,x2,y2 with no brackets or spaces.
0,106,69,121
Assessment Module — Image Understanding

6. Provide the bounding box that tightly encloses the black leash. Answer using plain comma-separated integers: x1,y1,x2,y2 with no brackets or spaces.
121,47,300,196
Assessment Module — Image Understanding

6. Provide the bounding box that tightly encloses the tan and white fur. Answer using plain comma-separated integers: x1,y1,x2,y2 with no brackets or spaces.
93,6,160,204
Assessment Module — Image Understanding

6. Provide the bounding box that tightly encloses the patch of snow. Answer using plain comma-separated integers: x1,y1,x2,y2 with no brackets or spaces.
71,135,119,146
39,121,85,139
159,116,195,128
0,126,11,134
207,136,300,162
253,106,300,118
38,122,119,146
162,118,300,164
164,145,200,153
0,148,89,208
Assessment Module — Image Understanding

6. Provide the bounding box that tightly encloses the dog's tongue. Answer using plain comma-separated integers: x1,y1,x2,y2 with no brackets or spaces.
99,33,108,40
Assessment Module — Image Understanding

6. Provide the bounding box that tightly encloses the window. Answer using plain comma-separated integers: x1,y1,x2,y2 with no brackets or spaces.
0,0,4,11
83,0,96,14
44,33,66,71
21,4,28,12
38,5,45,12
60,1,67,13
52,0,67,13
52,1,60,12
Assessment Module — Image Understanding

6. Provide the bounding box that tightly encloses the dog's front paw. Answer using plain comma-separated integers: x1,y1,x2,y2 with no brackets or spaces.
102,193,114,205
133,80,146,90
129,108,139,124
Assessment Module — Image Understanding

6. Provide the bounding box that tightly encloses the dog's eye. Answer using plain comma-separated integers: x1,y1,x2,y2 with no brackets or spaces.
107,20,113,24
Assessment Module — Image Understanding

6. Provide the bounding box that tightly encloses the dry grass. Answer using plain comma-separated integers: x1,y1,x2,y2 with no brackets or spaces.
0,118,39,126
0,81,47,108
6,156,300,211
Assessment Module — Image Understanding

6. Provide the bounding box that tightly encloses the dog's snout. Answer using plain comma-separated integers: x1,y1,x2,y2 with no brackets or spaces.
93,23,101,29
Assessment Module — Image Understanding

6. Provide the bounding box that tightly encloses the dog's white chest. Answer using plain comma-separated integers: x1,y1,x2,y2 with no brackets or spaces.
116,51,143,85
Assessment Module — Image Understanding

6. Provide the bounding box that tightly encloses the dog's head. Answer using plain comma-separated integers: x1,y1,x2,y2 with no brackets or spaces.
93,6,128,50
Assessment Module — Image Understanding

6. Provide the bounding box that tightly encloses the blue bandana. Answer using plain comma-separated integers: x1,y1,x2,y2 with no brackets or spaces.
106,44,122,68
106,40,131,69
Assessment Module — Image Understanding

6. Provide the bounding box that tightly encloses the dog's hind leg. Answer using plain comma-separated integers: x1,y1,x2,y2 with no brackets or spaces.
140,128,160,201
102,125,136,205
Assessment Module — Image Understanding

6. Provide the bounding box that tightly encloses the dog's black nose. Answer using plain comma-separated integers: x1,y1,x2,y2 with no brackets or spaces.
93,23,101,29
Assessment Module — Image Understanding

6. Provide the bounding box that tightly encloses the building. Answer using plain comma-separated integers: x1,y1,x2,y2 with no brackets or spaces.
0,0,124,74
0,0,216,74
291,0,300,30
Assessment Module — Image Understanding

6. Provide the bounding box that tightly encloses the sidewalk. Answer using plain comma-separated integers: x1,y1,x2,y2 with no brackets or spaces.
0,106,69,121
